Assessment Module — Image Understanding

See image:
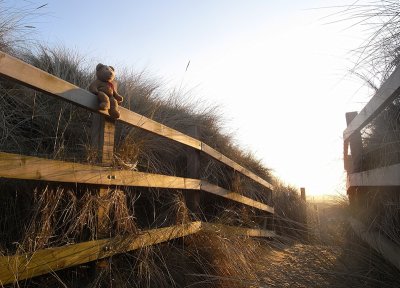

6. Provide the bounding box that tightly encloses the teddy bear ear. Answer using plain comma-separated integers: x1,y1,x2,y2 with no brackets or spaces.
96,63,104,71
109,66,115,71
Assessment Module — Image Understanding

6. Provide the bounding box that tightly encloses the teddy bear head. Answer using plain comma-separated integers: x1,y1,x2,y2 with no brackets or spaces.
96,63,116,82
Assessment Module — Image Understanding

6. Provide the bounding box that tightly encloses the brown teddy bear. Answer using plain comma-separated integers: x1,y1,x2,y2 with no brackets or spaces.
89,63,124,118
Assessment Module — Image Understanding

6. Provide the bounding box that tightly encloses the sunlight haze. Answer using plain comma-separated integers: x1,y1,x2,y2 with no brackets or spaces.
8,0,375,196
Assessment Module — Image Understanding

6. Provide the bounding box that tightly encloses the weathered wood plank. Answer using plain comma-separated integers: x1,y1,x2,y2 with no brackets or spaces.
347,163,400,189
202,222,276,238
343,65,400,141
119,109,201,149
0,152,272,212
0,51,201,150
91,114,116,273
91,115,116,239
0,221,276,284
201,181,274,213
202,143,273,190
349,217,400,271
0,222,202,285
0,52,99,109
0,152,201,189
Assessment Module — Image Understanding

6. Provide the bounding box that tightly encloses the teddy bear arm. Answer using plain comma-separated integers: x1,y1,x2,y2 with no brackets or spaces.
89,81,99,94
113,90,124,102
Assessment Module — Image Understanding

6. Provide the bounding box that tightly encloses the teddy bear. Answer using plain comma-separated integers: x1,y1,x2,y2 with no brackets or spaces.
89,63,124,118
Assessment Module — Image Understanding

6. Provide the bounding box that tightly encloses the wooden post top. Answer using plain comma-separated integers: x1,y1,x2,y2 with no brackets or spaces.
300,187,306,201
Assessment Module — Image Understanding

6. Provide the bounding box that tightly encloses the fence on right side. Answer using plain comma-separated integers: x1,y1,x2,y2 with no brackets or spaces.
344,65,400,270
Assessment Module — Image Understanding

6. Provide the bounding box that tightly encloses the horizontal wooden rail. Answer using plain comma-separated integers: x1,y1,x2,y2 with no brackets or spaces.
0,222,202,285
349,217,400,271
0,222,274,284
201,144,273,190
347,163,400,189
0,152,274,213
0,51,272,191
201,181,274,213
343,65,400,141
202,222,276,237
0,152,201,190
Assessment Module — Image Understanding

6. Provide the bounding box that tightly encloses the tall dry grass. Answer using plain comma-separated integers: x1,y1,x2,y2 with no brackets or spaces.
333,1,400,89
0,3,310,287
318,197,400,288
272,181,308,241
360,96,400,171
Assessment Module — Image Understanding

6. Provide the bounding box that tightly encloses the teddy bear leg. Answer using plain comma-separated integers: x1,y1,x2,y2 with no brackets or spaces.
108,97,120,119
97,91,110,110
114,93,123,103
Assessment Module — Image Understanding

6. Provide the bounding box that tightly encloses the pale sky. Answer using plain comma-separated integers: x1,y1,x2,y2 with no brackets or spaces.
8,0,376,196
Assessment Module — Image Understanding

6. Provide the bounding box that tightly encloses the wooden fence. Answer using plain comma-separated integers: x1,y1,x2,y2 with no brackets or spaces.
344,64,400,270
0,51,275,284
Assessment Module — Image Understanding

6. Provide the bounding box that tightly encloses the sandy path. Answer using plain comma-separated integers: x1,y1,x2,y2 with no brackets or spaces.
255,244,342,288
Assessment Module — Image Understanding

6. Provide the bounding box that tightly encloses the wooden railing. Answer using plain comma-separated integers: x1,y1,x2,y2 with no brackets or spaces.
343,65,400,270
0,51,275,284
344,65,400,187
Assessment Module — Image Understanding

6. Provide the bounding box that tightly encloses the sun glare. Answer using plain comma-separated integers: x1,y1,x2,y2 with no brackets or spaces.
172,10,365,197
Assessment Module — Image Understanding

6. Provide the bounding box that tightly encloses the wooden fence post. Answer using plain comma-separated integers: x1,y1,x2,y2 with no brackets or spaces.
185,125,202,219
345,112,363,173
300,187,308,239
300,187,306,202
91,113,115,272
261,186,274,230
262,209,273,231
345,112,363,210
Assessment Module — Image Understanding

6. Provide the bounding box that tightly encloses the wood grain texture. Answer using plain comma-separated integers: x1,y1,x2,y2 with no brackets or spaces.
0,152,272,212
201,181,274,213
343,65,400,141
0,152,201,189
119,109,201,149
92,116,116,243
0,222,202,285
347,163,400,189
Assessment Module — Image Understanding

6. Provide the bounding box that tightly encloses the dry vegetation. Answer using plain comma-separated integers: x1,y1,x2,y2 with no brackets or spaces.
2,1,400,287
337,1,400,89
361,96,400,171
0,2,310,287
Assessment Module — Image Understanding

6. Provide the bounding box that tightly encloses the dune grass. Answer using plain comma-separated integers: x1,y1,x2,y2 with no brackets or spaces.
4,2,400,287
0,4,311,287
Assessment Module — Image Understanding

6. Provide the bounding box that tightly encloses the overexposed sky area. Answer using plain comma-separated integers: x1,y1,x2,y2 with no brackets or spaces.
7,0,377,196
